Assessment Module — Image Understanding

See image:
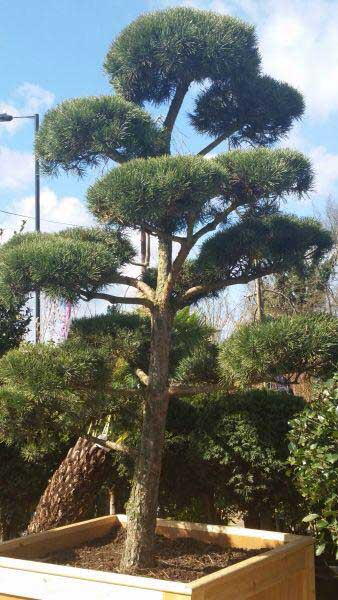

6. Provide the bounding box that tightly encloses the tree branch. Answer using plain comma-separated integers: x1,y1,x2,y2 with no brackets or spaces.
114,275,155,302
81,290,152,308
197,131,231,157
170,204,236,292
168,383,222,396
164,82,190,138
140,225,185,245
263,288,299,313
89,435,136,457
179,268,276,305
191,205,236,245
108,149,129,164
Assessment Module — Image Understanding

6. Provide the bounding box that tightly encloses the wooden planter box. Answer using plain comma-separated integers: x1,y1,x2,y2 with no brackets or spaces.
0,514,315,599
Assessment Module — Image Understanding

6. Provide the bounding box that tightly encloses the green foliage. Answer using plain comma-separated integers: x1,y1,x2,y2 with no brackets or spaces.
0,302,30,357
8,8,329,321
191,75,304,145
0,343,112,458
173,343,219,384
0,308,219,459
70,308,150,383
71,306,219,382
170,308,219,382
88,149,314,235
88,154,226,233
105,7,259,105
160,389,305,525
215,148,313,200
0,228,134,304
219,313,338,388
288,378,338,561
36,95,166,176
186,215,332,295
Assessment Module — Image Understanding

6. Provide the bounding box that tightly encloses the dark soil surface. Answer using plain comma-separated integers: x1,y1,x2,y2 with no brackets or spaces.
44,527,268,583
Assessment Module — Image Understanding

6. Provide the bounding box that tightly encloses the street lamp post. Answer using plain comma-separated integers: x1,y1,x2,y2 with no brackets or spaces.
0,112,41,342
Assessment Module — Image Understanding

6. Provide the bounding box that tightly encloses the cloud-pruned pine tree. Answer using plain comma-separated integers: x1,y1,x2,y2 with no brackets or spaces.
0,7,332,571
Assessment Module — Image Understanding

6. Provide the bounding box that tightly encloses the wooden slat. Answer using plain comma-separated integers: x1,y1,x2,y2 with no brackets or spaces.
0,567,165,599
303,545,316,600
156,526,280,550
0,556,190,596
190,539,313,599
163,594,192,600
0,515,314,599
0,595,35,600
0,515,118,559
128,516,294,551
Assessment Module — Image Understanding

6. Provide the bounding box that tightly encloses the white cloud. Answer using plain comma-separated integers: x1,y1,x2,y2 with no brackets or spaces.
159,0,338,121
283,126,338,200
15,83,55,115
0,187,93,243
0,83,55,135
0,146,34,189
309,146,338,198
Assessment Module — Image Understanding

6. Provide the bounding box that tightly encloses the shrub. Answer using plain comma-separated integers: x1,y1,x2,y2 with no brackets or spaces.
288,376,338,561
160,389,305,527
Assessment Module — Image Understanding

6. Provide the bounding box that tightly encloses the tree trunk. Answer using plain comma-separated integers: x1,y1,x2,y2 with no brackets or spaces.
27,436,109,534
120,304,172,571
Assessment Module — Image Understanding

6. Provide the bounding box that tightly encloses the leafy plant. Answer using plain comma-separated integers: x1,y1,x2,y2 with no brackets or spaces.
160,389,305,528
288,376,338,561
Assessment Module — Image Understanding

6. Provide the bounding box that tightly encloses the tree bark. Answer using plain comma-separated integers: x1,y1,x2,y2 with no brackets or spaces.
27,436,109,534
120,306,172,571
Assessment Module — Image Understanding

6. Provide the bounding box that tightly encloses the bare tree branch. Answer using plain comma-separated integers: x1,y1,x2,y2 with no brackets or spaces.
140,225,185,245
197,130,232,157
168,383,223,396
81,290,152,308
114,275,155,302
191,205,236,245
179,268,276,305
89,435,136,457
169,204,236,293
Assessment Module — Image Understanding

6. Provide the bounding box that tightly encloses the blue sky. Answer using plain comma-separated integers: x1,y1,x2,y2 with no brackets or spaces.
1,0,337,331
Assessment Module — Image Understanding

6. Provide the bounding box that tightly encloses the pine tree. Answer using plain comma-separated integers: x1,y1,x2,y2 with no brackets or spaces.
0,7,332,570
0,308,218,534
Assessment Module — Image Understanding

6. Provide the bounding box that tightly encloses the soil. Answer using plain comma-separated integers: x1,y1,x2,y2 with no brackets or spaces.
44,526,269,583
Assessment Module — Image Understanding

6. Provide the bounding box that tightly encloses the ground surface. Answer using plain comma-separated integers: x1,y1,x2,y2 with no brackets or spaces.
45,527,268,582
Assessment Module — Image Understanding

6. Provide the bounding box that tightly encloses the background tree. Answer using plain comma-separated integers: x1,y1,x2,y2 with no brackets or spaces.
261,257,336,317
0,7,332,570
219,313,337,389
245,197,337,320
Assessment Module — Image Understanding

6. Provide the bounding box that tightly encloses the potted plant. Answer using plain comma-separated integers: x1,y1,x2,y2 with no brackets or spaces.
0,514,315,599
0,7,329,594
